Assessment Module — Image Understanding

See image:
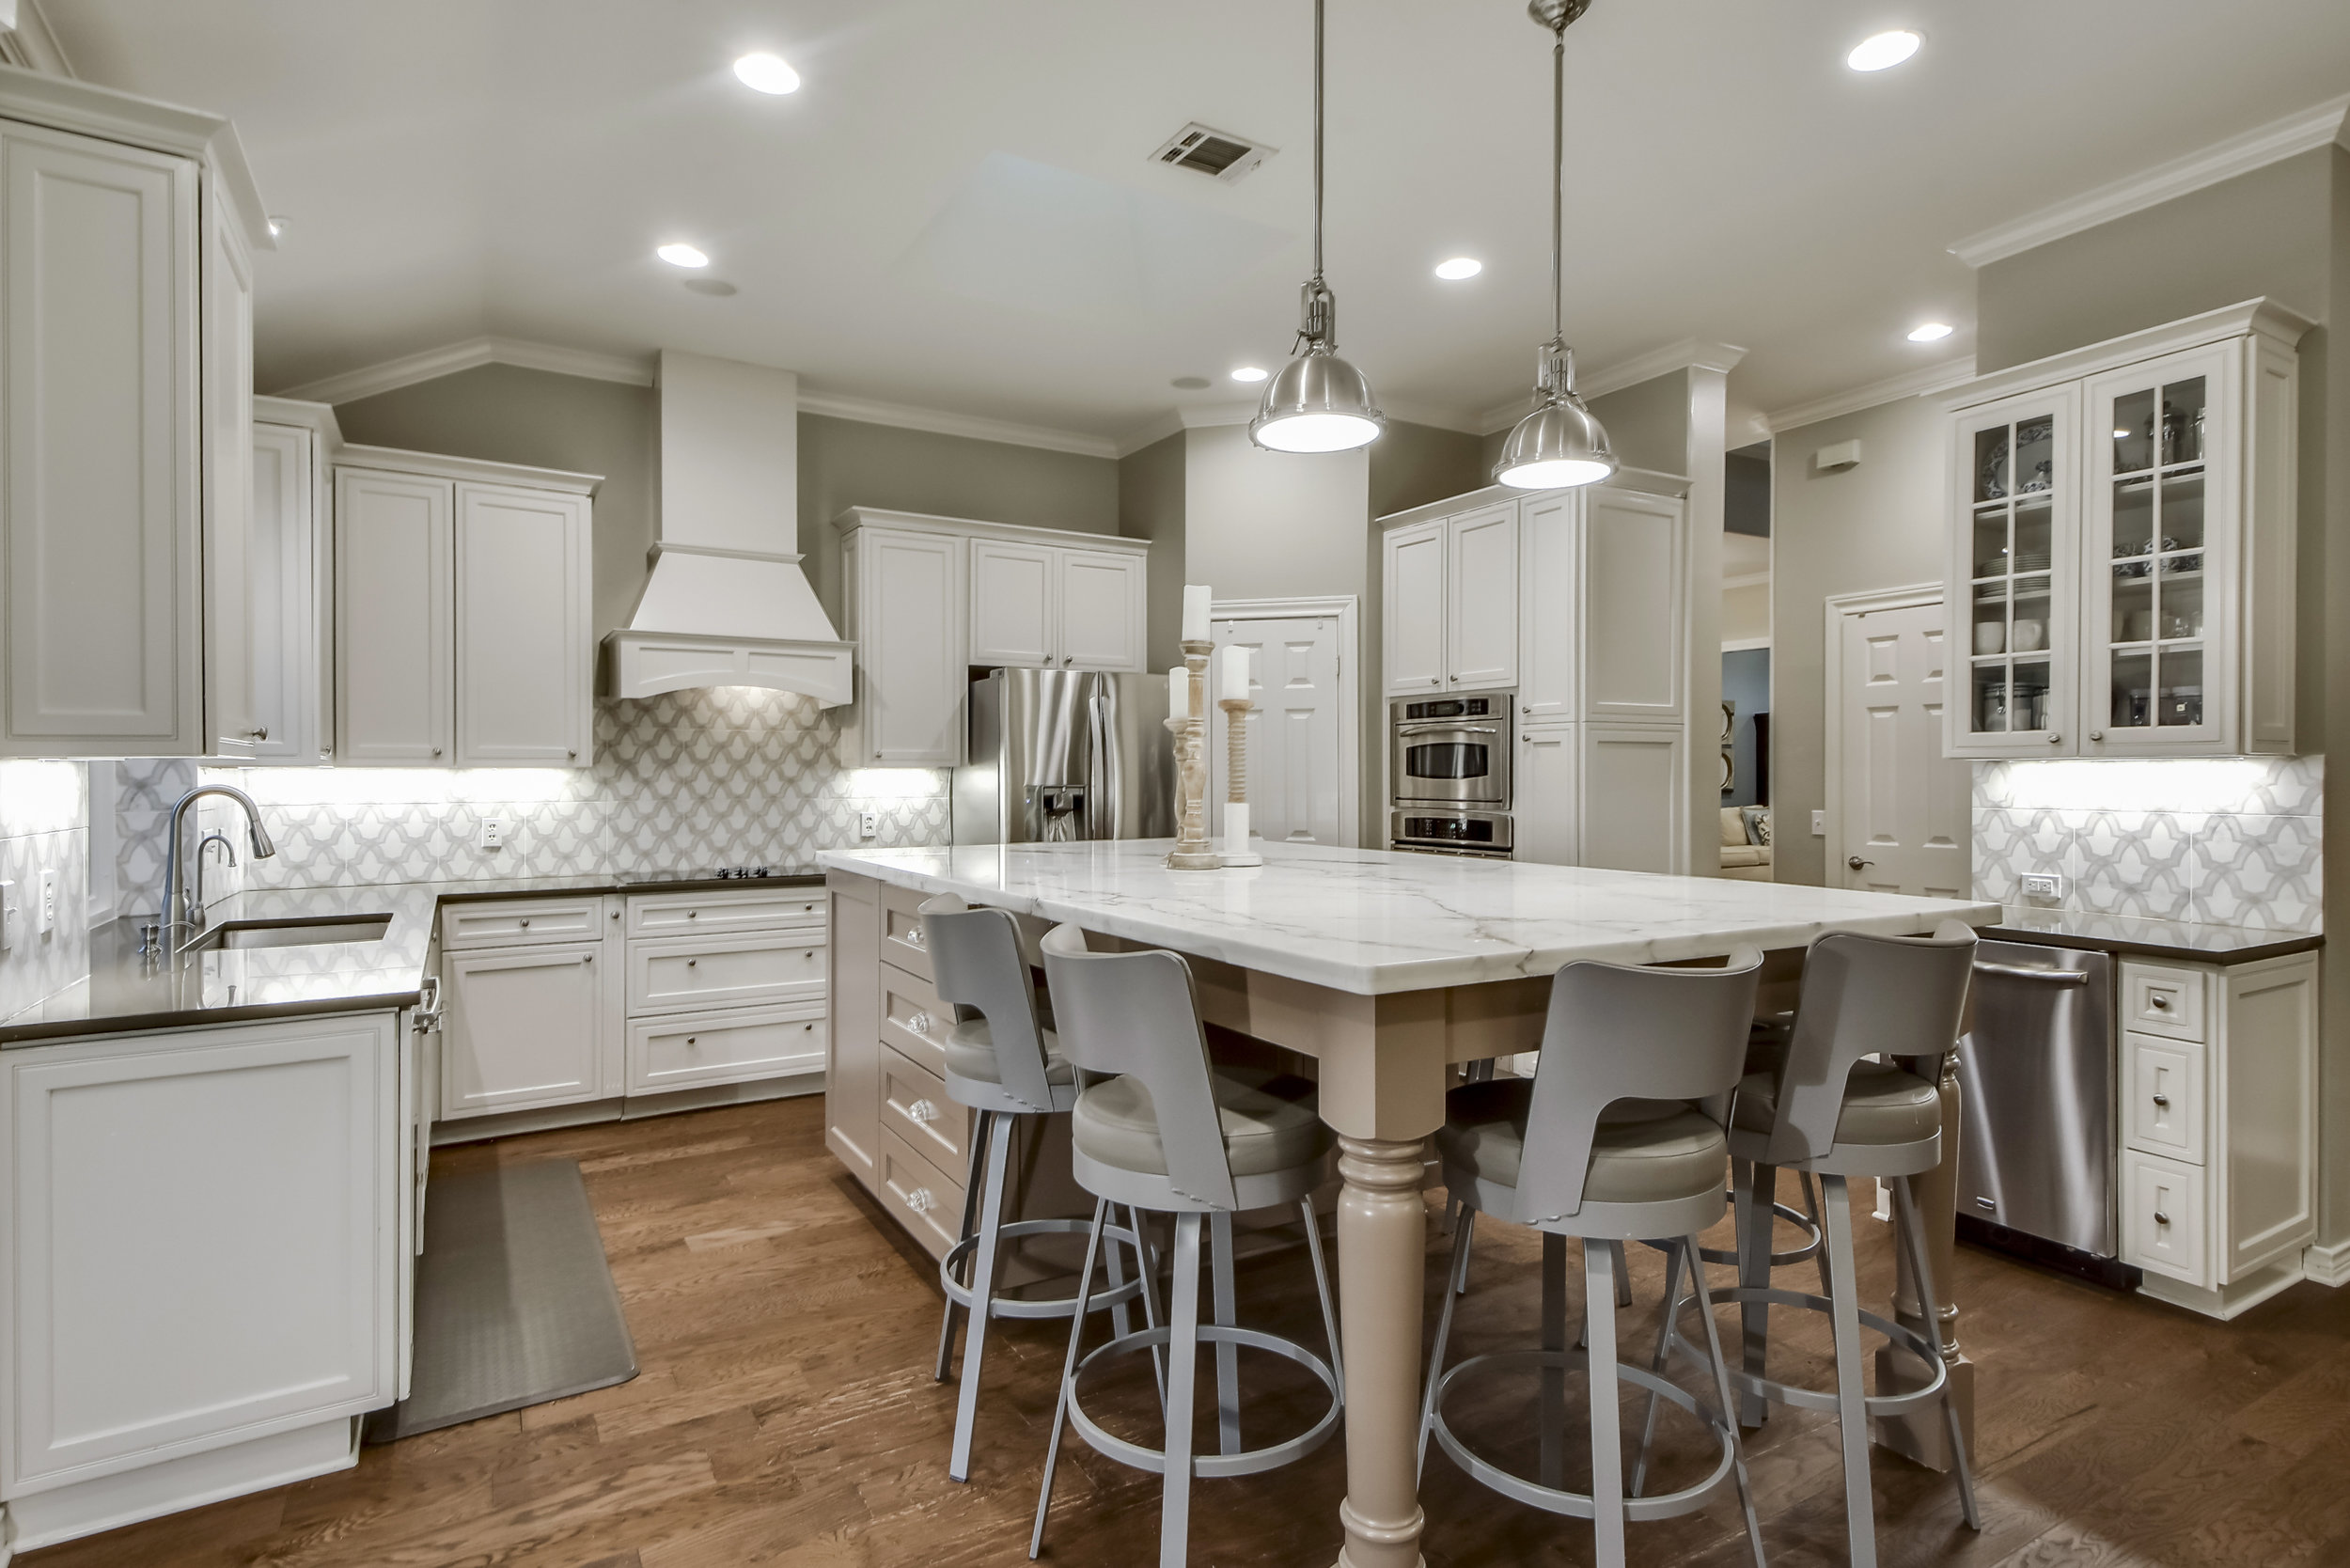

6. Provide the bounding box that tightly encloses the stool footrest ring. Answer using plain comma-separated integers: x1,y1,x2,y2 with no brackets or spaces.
1668,1284,1951,1419
1065,1323,1340,1480
941,1218,1145,1321
1697,1198,1824,1268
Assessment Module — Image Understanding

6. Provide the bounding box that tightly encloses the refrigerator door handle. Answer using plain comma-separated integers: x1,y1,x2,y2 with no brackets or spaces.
1086,680,1117,839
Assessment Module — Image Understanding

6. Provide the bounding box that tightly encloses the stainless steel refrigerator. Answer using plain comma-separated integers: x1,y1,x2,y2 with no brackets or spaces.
952,669,1174,845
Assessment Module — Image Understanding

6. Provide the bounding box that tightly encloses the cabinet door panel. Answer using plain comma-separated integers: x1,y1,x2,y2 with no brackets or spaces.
1,124,200,753
2221,960,2317,1278
1058,549,1145,671
441,944,603,1117
1446,503,1519,691
1517,494,1577,722
1582,488,1686,721
2122,1150,2208,1286
202,182,258,759
627,931,827,1015
626,1004,825,1095
454,482,590,765
968,541,1055,668
1383,521,1448,696
1578,723,1684,873
337,469,452,763
1514,724,1576,866
1947,388,2078,758
825,875,883,1185
245,423,312,761
853,530,964,764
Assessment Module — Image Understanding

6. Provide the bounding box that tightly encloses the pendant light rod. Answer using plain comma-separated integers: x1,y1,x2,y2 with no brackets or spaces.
1548,23,1562,344
1313,0,1324,281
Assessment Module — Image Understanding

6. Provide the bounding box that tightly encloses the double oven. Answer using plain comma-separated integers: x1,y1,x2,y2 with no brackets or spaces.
1387,691,1513,858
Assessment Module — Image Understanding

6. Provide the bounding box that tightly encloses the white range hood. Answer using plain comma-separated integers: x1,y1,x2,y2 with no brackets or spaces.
602,351,854,705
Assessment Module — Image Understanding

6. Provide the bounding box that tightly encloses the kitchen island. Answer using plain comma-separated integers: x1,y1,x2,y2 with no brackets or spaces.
821,839,1998,1568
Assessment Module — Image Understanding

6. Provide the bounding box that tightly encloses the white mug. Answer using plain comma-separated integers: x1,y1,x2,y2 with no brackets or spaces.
1973,621,2006,656
2012,619,2046,653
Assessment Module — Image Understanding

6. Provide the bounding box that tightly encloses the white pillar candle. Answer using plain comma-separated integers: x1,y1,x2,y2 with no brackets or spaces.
1218,643,1249,702
1182,585,1212,644
1167,666,1191,720
1225,800,1251,855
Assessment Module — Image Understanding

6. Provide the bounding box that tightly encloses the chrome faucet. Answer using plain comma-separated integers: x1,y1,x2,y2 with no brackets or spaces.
195,831,237,924
158,786,275,955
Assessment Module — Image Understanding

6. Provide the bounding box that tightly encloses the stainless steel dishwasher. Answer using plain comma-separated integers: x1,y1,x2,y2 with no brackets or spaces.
1954,939,2123,1279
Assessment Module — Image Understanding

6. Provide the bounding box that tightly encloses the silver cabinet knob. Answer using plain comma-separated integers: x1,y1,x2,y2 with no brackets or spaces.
908,1098,938,1123
247,726,270,740
2089,729,2104,741
2150,995,2170,1010
2047,733,2061,745
687,910,698,918
686,958,697,967
2154,1211,2171,1227
2151,1093,2170,1107
519,918,530,928
906,1187,935,1215
686,1036,697,1046
432,746,443,757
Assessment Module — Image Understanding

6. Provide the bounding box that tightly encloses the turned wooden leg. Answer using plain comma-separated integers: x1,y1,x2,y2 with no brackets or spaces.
1874,1049,1974,1471
1336,1135,1430,1568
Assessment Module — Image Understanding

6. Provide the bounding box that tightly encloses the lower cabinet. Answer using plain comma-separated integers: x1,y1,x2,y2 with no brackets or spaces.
625,1004,825,1096
1513,722,1686,874
1514,725,1577,866
441,941,605,1118
0,1011,405,1550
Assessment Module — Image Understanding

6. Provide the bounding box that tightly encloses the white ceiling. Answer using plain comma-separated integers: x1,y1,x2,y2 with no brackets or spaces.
44,1,2350,445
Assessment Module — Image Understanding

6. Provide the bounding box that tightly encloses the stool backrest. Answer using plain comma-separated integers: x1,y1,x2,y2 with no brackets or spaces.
1514,946,1764,1223
1756,918,1978,1165
919,893,1058,1112
1040,922,1237,1210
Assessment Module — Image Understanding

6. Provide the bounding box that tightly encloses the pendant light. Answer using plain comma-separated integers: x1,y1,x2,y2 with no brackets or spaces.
1495,0,1615,490
1250,0,1384,454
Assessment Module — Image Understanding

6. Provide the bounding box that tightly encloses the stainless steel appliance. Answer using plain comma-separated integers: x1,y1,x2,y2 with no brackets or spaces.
1389,691,1512,809
1955,939,2120,1273
954,668,1174,845
1389,808,1513,859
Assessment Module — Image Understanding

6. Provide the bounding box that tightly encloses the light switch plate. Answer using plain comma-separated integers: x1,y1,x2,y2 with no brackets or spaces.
858,810,879,839
1810,809,1826,836
37,869,55,933
2020,872,2064,899
478,817,505,852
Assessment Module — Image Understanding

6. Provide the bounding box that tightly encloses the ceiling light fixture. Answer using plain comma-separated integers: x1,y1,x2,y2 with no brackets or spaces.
1230,366,1270,383
1495,0,1614,492
1907,321,1954,342
266,214,289,238
1846,29,1920,71
733,52,801,94
656,243,711,269
1434,257,1482,280
1250,0,1383,454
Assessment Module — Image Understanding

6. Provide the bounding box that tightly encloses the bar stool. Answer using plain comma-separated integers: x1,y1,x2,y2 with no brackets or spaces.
920,894,1150,1484
1651,920,1982,1568
1418,945,1769,1568
1029,922,1343,1568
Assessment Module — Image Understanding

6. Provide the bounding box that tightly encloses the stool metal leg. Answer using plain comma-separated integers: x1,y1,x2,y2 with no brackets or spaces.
1209,1209,1242,1455
1610,1238,1633,1309
1030,1199,1110,1560
1734,1160,1774,1428
1894,1175,1982,1530
1820,1173,1878,1568
1801,1170,1832,1297
1540,1232,1570,1489
948,1109,1013,1483
1129,1205,1168,1405
1301,1197,1344,1392
1162,1213,1205,1568
934,1122,990,1383
1585,1238,1628,1568
1104,1203,1136,1346
1629,1237,1684,1497
1418,1208,1475,1477
1683,1230,1769,1568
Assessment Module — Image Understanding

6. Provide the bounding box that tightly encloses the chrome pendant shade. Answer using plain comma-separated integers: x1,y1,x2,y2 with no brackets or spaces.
1496,0,1614,490
1251,0,1383,454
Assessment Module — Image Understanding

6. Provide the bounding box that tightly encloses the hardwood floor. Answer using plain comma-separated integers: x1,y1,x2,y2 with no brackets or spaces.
30,1096,2350,1567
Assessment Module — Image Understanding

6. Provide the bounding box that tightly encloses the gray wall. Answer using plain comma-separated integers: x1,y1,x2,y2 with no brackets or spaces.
1589,369,1694,476
1725,448,1770,536
1117,431,1186,674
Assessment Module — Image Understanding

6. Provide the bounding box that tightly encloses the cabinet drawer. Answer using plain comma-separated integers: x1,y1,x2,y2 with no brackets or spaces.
627,887,825,938
2123,963,2205,1042
2124,1033,2205,1165
882,1045,968,1175
625,1003,826,1095
2122,1151,2209,1287
441,897,603,950
877,1125,964,1261
880,882,934,981
628,931,826,1015
880,964,948,1076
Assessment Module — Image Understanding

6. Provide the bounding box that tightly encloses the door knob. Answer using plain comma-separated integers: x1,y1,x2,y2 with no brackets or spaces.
1847,855,1873,870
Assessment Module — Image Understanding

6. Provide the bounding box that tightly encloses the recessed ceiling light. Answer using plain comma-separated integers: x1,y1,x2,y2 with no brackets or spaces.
1230,366,1270,383
656,243,710,269
1847,30,1920,71
733,52,800,94
1907,321,1954,342
1434,257,1482,281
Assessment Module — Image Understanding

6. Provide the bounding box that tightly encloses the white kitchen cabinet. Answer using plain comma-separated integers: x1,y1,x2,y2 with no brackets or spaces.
968,540,1056,668
202,177,259,760
455,481,591,765
1578,723,1686,874
625,1003,826,1095
247,400,338,764
441,942,606,1119
843,523,965,765
1446,502,1520,692
1516,493,1578,722
1513,724,1577,866
1057,547,1145,671
0,1011,400,1550
1945,298,2305,760
337,467,452,764
1382,519,1448,696
1581,485,1687,723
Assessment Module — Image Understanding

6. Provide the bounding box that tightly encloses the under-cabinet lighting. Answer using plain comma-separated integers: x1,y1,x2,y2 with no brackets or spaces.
1999,758,2272,815
236,769,580,807
656,243,711,269
1846,30,1920,71
846,769,948,800
1907,321,1953,342
733,53,801,95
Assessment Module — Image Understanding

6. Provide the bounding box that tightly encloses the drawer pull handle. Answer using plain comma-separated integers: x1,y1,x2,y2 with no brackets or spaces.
2154,1211,2171,1227
906,1187,935,1215
908,1098,938,1123
520,918,530,928
908,1011,932,1037
905,928,926,947
2150,996,2170,1011
688,911,698,919
686,1036,697,1046
2151,1093,2170,1108
687,959,697,967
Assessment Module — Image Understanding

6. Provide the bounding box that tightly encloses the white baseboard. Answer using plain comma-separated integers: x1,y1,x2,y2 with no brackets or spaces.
2138,1256,2304,1321
2302,1237,2350,1288
3,1417,357,1553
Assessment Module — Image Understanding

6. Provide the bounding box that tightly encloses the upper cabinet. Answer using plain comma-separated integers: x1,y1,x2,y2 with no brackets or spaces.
0,73,270,758
836,510,1149,768
1379,505,1519,697
248,398,338,763
1945,300,2306,760
1381,521,1448,695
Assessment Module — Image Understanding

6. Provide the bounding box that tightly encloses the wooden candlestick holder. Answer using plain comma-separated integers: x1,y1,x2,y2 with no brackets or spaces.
1164,640,1222,870
1217,695,1261,866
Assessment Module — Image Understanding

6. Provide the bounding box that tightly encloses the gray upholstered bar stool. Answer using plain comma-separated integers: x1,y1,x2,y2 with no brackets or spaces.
1029,921,1343,1568
1418,946,1769,1568
919,894,1149,1485
1653,920,1982,1568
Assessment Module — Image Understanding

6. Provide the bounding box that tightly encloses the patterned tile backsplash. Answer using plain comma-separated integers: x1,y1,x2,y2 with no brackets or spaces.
0,761,91,1023
1974,756,2325,933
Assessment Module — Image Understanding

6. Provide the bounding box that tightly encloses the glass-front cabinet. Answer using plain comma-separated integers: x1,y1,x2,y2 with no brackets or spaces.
1943,300,2307,760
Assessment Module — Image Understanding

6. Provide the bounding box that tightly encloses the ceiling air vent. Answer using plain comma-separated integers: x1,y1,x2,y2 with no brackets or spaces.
1151,122,1276,184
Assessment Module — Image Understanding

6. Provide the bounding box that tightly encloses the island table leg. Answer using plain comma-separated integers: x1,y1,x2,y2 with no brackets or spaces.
1334,1135,1430,1568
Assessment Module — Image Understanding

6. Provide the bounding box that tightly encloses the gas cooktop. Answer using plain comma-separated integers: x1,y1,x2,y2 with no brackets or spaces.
617,864,822,886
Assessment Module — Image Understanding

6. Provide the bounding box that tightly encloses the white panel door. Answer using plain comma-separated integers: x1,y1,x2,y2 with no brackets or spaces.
1210,616,1343,844
441,944,603,1118
1382,520,1448,696
337,468,452,763
1582,487,1687,721
1516,493,1578,722
0,123,200,755
202,180,258,760
454,482,590,765
1,1014,394,1491
854,528,964,765
1837,600,1969,898
1514,723,1577,866
1058,548,1145,672
1579,723,1685,873
246,423,313,762
967,540,1055,668
1446,503,1519,691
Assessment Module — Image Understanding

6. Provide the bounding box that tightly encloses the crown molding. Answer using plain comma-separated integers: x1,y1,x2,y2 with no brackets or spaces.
1115,409,1188,457
1762,356,1977,435
1941,297,2311,412
1950,93,2350,268
1477,338,1748,432
272,336,654,403
797,388,1118,459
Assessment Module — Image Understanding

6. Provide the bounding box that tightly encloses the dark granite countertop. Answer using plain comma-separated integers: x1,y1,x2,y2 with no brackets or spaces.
0,870,823,1047
1983,906,2323,964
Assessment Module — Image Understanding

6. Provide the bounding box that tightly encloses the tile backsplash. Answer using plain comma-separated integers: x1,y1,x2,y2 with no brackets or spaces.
0,761,90,1021
1974,756,2324,933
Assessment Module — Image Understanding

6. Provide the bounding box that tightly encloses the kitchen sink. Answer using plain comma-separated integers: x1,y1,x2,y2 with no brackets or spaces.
187,914,393,950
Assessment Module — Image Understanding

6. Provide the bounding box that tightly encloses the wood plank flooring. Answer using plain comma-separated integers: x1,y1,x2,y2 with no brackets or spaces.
29,1096,2350,1567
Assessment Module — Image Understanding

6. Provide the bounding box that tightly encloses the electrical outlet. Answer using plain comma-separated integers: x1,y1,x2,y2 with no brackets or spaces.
0,879,14,950
478,817,505,852
2020,872,2064,900
1810,809,1826,836
37,869,55,934
858,810,879,840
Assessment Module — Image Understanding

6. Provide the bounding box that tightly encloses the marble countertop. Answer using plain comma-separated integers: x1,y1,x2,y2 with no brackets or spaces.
819,839,1999,995
0,870,822,1047
1985,906,2323,964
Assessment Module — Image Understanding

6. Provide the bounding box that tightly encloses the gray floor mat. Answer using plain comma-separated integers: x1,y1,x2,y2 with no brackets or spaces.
363,1158,637,1443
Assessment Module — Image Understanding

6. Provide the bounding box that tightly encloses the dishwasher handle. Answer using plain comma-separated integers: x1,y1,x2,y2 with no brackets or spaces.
1973,960,2091,986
